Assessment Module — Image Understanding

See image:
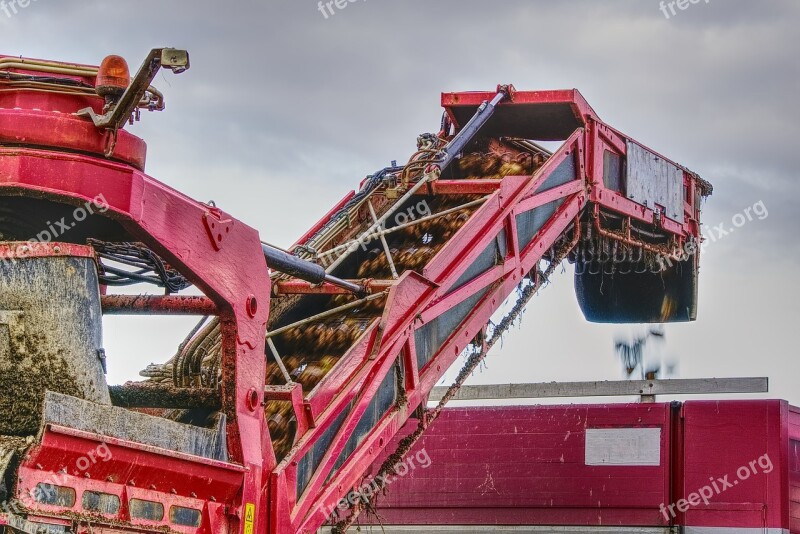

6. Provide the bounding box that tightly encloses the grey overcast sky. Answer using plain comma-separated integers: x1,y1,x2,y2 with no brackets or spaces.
2,1,798,403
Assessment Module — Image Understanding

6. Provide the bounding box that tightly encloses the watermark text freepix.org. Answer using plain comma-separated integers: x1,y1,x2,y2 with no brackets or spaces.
322,448,432,518
660,453,772,520
1,442,112,516
656,199,768,271
318,0,366,20
0,194,109,266
0,0,38,18
315,199,432,269
660,0,710,20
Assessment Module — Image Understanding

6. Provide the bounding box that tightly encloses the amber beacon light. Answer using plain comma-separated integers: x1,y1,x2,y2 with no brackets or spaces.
95,54,131,98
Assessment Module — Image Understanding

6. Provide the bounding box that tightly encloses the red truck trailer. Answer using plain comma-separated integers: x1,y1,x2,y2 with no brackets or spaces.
345,399,795,533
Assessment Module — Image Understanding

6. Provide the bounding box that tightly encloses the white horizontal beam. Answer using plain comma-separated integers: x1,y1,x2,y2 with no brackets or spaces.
429,377,768,402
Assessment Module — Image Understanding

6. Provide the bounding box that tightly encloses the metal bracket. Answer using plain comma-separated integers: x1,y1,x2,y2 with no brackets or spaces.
203,210,234,251
77,48,190,132
96,348,107,374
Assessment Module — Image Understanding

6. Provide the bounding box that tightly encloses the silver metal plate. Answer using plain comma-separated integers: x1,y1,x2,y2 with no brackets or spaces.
626,141,684,223
585,427,661,466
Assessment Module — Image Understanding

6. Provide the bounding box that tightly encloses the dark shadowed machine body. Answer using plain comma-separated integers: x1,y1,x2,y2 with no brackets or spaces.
0,49,709,533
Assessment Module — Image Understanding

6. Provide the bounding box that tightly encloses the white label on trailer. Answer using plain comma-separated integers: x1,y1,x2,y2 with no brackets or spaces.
585,427,661,466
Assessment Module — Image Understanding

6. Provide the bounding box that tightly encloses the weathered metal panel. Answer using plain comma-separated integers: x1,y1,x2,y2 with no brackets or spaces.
448,229,506,293
681,400,787,532
414,287,489,370
0,255,109,436
43,391,227,460
626,141,684,223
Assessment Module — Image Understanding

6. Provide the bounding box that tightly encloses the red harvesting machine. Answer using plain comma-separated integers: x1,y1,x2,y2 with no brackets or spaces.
0,49,711,533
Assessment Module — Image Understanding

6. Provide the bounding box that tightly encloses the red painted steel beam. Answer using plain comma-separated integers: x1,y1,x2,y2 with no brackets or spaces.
441,88,601,126
0,146,272,533
101,294,219,315
0,241,95,260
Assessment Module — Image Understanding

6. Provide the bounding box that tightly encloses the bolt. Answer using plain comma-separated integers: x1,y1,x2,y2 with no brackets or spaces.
246,295,258,317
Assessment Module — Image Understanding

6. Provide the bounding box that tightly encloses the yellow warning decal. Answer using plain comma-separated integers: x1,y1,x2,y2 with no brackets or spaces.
244,503,255,534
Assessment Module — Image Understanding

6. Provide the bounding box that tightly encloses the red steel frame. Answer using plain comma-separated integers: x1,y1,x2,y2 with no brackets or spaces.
275,90,705,533
0,138,273,532
0,69,705,534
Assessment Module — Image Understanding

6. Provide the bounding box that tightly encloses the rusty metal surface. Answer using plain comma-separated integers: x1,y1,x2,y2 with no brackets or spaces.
43,391,227,461
0,242,96,260
109,383,221,409
0,254,109,436
101,294,218,315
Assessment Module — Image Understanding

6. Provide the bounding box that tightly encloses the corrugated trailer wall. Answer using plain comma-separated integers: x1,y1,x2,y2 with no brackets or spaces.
679,401,789,533
324,401,796,533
